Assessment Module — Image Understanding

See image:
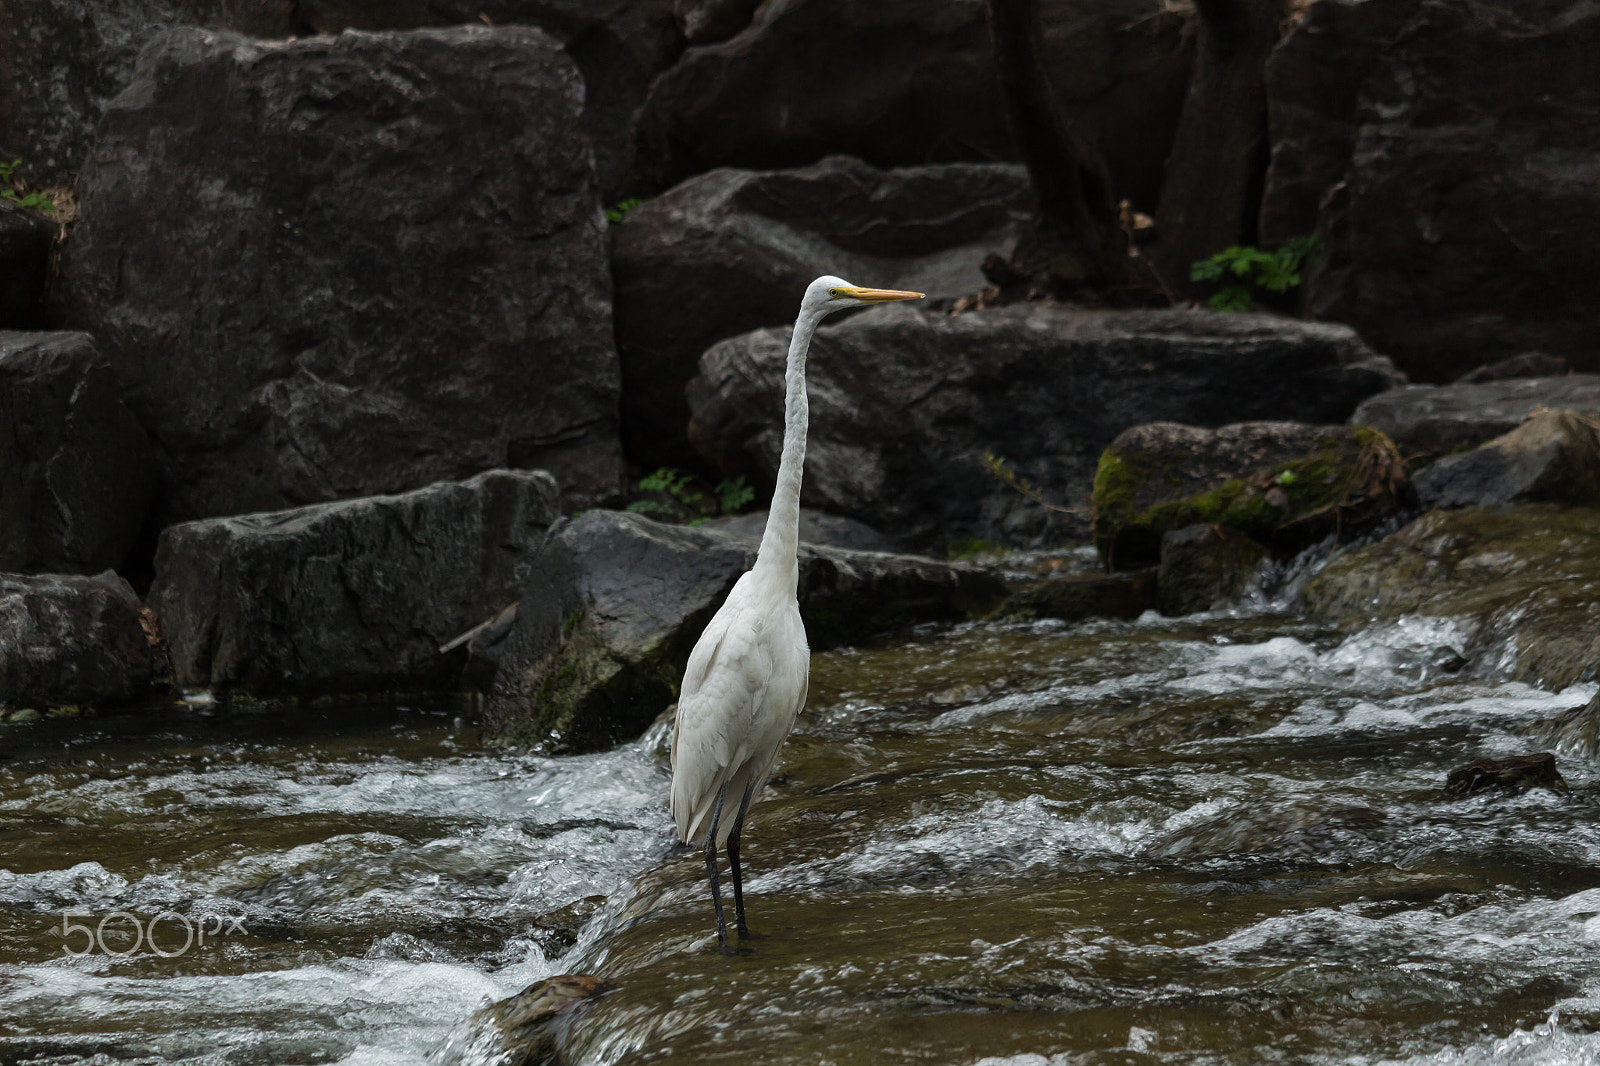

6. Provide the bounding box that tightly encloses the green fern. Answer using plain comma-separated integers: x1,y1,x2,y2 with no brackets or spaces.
1191,235,1321,312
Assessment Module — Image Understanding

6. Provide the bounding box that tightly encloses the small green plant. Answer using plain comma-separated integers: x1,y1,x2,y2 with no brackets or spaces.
1190,235,1321,312
983,451,1080,516
604,197,642,225
626,468,757,525
0,158,55,213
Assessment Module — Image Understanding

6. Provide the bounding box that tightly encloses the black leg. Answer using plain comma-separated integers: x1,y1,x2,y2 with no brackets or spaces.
728,783,757,938
703,783,732,955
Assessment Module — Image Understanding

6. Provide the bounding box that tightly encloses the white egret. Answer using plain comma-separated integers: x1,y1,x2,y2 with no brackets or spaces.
670,275,924,954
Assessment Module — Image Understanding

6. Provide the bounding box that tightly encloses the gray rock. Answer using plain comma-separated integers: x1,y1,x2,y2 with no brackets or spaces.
634,0,1193,208
1351,377,1600,462
673,0,760,43
0,1,299,186
52,26,621,526
1444,753,1565,797
0,571,155,710
0,331,157,574
148,469,560,698
482,510,1007,752
1005,567,1157,623
613,156,1033,466
1282,0,1600,379
701,508,900,553
0,201,57,329
1415,409,1600,510
1157,524,1270,616
688,304,1403,549
1455,352,1571,383
1092,421,1411,566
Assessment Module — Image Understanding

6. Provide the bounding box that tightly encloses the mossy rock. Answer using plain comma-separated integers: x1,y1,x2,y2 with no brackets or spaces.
1092,422,1411,567
1303,504,1600,690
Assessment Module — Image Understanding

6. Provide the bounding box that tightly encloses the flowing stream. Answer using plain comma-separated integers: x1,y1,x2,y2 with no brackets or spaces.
3,586,1599,1064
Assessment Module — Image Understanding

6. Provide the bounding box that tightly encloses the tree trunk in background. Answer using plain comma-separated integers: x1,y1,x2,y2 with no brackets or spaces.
985,0,1127,289
1151,0,1287,297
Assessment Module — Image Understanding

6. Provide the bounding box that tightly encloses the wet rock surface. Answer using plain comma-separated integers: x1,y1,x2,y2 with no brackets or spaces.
1092,421,1409,568
0,331,157,574
482,510,1006,753
1302,504,1600,689
689,305,1402,548
1445,753,1566,797
0,570,155,711
1350,376,1600,462
148,469,560,698
445,973,610,1066
613,156,1032,466
1416,409,1600,510
1157,523,1271,616
52,26,620,524
1005,567,1157,623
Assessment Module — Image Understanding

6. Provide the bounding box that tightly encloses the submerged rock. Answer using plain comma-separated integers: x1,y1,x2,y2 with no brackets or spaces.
1005,568,1157,623
613,156,1032,466
1415,409,1600,510
1302,504,1600,689
442,973,610,1066
52,26,621,523
149,470,560,698
689,305,1401,548
1444,753,1566,797
1351,377,1600,461
0,571,155,711
1156,524,1271,616
482,510,1007,752
0,331,157,574
1092,422,1410,568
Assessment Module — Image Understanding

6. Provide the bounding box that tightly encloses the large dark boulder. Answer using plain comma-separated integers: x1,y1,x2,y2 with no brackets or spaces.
1415,409,1600,511
293,0,682,200
0,1,298,186
482,510,1008,752
1350,377,1600,462
1264,0,1600,379
1092,421,1411,567
687,304,1404,548
613,156,1033,467
148,469,560,698
51,26,621,526
0,332,157,574
0,571,155,711
1302,504,1600,690
0,201,57,329
634,0,1192,206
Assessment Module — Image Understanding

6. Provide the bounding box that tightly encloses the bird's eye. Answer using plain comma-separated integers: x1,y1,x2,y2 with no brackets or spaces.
827,287,843,298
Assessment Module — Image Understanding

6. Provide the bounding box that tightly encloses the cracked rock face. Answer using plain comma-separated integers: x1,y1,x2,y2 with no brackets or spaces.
52,26,621,525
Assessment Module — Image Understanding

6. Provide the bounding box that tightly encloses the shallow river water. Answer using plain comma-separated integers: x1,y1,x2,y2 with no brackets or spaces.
2,596,1598,1065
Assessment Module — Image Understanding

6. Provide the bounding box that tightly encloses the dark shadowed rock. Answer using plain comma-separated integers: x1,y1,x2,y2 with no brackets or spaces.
0,1,299,185
1351,377,1600,462
1092,421,1410,567
1005,568,1157,623
0,332,157,574
148,470,560,698
293,0,682,199
1416,409,1600,510
701,508,899,553
440,974,610,1066
674,0,760,43
52,26,620,525
1290,0,1600,378
1302,504,1600,690
613,157,1032,466
635,0,1192,207
482,510,1007,752
1157,524,1271,616
1456,352,1571,384
0,202,56,329
1445,753,1565,797
689,305,1403,549
0,571,155,711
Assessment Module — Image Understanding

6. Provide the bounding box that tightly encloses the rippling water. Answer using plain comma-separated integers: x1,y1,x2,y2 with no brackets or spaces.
2,601,1597,1065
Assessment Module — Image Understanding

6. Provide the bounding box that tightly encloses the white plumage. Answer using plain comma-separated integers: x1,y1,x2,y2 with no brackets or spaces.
669,275,923,953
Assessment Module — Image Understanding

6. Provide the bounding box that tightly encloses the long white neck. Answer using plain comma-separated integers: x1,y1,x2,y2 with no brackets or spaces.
756,307,823,581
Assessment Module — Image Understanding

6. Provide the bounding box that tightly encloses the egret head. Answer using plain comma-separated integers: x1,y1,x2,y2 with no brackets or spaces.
801,275,924,316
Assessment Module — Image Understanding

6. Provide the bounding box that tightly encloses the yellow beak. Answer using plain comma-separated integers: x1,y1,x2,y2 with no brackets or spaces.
841,286,925,302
